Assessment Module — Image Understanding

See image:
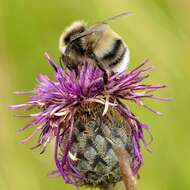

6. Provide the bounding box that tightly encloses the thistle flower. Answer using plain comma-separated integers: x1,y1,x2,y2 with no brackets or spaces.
9,53,169,189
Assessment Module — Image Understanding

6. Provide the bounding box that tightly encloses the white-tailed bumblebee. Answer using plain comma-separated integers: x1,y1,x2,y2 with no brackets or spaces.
59,12,131,76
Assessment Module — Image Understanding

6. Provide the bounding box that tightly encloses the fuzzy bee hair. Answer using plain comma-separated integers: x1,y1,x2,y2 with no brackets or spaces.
59,14,130,73
59,21,87,54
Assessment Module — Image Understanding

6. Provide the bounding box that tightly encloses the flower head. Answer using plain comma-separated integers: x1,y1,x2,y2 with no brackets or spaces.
9,53,169,187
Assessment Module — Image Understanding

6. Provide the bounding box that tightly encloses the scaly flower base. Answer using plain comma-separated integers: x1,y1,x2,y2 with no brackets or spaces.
9,53,169,188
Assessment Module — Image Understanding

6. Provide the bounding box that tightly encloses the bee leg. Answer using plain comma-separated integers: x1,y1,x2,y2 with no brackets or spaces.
59,55,78,77
95,62,108,84
72,64,79,77
102,70,108,84
87,51,108,84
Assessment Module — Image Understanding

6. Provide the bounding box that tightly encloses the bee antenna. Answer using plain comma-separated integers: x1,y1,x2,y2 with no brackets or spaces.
69,11,133,43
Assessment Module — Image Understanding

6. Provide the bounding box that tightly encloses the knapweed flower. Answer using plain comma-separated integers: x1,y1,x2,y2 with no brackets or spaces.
9,53,169,189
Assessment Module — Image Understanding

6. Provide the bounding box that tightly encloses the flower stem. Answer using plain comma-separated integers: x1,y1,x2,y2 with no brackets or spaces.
107,138,138,190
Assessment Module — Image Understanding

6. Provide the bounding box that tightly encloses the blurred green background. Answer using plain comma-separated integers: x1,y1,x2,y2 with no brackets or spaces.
0,0,190,190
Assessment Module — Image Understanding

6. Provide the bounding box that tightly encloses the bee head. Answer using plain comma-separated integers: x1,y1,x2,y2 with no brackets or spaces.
59,21,87,54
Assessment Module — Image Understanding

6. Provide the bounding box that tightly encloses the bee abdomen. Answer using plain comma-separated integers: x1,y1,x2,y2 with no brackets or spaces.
101,39,126,67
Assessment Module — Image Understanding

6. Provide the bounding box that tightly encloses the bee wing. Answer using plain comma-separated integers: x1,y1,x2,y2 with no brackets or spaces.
70,11,133,43
100,11,133,24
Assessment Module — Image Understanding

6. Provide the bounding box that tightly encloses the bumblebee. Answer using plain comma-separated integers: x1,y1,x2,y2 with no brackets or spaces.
59,12,131,76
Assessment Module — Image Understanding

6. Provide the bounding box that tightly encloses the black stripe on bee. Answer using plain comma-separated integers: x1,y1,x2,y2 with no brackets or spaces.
109,48,126,67
101,39,126,67
102,39,123,60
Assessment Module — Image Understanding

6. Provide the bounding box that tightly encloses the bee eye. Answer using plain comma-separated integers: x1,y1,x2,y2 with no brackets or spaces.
64,36,70,45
